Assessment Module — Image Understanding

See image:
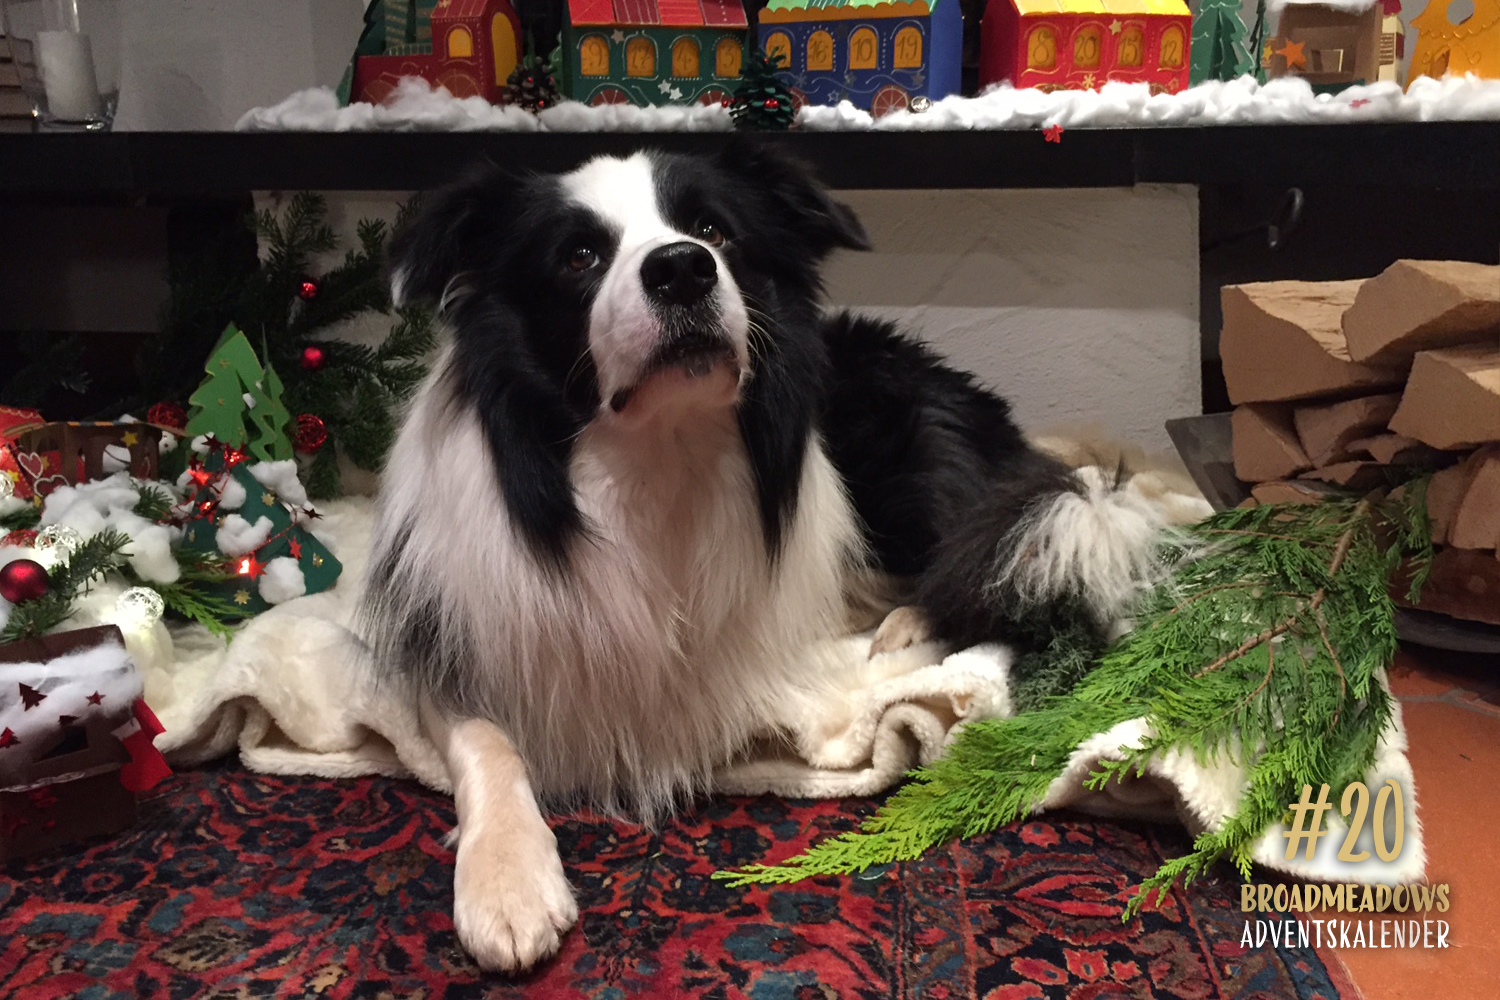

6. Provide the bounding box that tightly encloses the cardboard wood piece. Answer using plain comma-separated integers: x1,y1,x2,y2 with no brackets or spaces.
1298,461,1388,491
1231,404,1310,482
1220,281,1405,404
1388,346,1500,450
1395,547,1500,627
1450,449,1500,551
1346,433,1435,465
1292,392,1402,468
1343,260,1500,364
1425,456,1481,546
1250,480,1343,505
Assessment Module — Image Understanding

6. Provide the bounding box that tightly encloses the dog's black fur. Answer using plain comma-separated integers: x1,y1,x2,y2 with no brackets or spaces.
380,140,1087,680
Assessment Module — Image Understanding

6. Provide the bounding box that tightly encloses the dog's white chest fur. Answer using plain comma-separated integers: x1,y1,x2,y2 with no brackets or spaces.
377,366,861,820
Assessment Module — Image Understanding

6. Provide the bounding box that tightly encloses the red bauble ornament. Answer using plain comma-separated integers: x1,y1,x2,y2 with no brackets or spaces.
299,279,319,301
147,401,187,431
295,414,328,454
0,558,50,603
764,98,780,109
300,345,327,371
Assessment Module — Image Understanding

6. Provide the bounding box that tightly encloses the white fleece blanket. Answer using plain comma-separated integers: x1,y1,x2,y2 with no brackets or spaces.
59,469,1423,886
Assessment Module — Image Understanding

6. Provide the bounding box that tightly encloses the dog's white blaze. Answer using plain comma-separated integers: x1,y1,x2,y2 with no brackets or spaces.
377,342,862,821
561,154,750,402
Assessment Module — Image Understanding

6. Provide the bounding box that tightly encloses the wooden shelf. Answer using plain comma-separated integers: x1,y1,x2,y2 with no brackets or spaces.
0,122,1497,195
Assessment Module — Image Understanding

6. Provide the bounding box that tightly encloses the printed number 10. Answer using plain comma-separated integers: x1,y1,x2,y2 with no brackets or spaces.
1339,779,1405,862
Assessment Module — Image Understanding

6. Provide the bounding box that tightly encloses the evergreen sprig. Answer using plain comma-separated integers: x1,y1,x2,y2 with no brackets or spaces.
1,502,41,533
0,529,132,642
718,493,1429,920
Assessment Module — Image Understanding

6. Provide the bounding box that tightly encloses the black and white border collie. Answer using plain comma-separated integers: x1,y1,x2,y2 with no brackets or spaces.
364,141,1164,972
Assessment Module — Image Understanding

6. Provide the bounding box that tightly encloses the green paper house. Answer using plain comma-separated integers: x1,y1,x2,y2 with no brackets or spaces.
560,0,750,107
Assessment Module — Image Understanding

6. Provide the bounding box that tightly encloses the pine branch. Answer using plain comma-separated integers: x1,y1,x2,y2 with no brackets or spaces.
0,529,131,641
717,494,1422,919
151,580,248,642
133,484,175,522
1,504,42,532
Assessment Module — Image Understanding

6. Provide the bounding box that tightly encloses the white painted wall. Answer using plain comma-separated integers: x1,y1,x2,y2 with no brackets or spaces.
823,187,1200,451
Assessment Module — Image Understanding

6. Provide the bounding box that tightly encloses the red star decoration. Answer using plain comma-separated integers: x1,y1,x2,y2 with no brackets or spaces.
27,787,57,809
1351,98,1370,108
86,691,104,705
289,538,303,559
1043,124,1064,143
58,715,77,727
302,508,323,521
202,435,221,452
238,554,266,579
1276,39,1307,71
0,727,17,748
18,683,44,710
188,465,214,487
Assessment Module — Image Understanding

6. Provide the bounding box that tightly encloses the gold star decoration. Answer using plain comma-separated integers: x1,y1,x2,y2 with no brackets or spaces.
1081,72,1097,89
216,515,226,527
312,554,324,567
234,589,251,605
121,430,139,446
262,492,277,506
219,359,230,369
1109,19,1123,34
1276,38,1307,71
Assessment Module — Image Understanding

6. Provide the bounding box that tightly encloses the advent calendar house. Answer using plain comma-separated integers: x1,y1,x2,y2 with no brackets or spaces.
559,0,750,107
757,0,964,117
349,0,524,106
979,0,1193,94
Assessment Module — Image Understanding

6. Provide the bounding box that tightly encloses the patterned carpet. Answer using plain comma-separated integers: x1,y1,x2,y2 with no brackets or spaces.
1,757,1356,1000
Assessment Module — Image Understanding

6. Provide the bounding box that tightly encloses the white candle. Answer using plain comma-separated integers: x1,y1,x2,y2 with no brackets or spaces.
37,29,102,121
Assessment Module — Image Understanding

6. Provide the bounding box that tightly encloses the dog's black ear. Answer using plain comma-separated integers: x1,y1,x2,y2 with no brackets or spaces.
387,161,509,308
717,138,871,255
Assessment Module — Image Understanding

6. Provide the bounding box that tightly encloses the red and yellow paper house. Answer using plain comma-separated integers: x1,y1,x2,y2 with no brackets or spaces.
979,0,1193,94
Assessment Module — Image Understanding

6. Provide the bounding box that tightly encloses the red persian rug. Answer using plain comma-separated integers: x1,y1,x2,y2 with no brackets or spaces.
1,756,1357,999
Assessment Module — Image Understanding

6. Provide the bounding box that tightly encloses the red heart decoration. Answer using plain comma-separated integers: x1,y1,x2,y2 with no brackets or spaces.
15,451,43,482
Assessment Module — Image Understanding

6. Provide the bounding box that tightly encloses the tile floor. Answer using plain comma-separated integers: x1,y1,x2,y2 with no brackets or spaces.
1326,645,1500,1000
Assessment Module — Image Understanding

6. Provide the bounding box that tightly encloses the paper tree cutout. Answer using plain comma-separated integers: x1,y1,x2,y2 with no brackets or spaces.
184,324,293,461
1191,0,1255,85
247,361,294,463
178,455,342,617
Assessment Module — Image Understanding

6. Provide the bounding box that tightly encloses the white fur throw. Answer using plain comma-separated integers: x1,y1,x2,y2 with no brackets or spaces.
60,466,1422,886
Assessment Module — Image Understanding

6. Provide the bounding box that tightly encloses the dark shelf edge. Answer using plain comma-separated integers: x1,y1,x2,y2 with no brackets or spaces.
1,122,1497,195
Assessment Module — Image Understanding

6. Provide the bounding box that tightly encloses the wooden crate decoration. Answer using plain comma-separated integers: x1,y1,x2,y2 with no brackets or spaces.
1410,0,1500,83
350,0,524,106
979,0,1192,94
0,625,168,862
757,0,964,117
1267,1,1401,89
559,0,750,107
1,421,164,500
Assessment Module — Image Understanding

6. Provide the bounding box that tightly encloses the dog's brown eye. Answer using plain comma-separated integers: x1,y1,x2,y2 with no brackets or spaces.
694,218,726,247
568,247,598,272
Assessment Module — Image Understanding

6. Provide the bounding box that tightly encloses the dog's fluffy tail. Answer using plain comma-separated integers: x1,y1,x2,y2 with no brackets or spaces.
916,461,1172,650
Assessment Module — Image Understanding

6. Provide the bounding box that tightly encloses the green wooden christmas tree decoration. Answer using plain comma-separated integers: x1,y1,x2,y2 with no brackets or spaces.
1190,0,1255,85
185,325,262,449
179,455,342,617
247,360,294,462
730,49,795,131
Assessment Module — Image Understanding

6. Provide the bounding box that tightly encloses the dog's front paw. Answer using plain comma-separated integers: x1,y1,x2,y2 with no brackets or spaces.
452,828,579,973
870,605,931,657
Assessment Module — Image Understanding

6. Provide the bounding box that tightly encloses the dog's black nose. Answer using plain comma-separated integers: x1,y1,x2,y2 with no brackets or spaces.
641,242,717,306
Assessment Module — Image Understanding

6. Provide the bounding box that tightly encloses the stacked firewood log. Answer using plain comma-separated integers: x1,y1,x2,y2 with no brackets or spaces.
1222,260,1500,625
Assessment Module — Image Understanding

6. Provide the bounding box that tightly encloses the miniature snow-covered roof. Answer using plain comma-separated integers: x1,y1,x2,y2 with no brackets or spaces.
1010,0,1189,15
431,0,501,20
566,0,749,28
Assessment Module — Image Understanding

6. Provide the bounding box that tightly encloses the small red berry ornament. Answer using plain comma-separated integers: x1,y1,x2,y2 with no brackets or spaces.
295,414,328,454
0,558,50,603
147,401,187,430
298,279,319,301
300,345,326,371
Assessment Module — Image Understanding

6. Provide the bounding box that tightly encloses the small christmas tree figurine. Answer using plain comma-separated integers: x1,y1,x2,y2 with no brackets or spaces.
730,49,795,131
503,49,561,114
1191,0,1256,85
185,325,262,449
246,360,294,463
